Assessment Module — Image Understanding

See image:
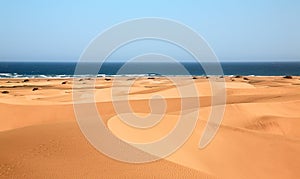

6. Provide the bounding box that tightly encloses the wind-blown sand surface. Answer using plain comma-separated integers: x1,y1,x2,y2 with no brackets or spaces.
1,76,300,178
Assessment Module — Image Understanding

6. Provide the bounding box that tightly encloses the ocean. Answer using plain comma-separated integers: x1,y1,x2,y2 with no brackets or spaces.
0,62,299,78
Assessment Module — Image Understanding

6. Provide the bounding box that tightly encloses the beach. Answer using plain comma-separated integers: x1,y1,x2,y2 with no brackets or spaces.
1,76,300,178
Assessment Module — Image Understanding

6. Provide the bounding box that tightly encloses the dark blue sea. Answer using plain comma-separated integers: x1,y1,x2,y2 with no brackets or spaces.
0,62,299,78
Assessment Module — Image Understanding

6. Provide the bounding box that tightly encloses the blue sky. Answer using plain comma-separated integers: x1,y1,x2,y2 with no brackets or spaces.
0,0,299,62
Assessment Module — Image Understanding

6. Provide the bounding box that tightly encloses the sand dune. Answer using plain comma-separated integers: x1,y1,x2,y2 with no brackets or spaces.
1,76,300,178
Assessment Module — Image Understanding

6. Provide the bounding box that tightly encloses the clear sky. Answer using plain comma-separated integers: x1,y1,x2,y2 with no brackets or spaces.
0,0,299,62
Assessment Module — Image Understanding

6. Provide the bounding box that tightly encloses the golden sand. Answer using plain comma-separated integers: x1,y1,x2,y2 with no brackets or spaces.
1,76,300,178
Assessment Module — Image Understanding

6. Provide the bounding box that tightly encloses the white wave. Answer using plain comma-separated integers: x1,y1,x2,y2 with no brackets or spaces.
0,73,13,77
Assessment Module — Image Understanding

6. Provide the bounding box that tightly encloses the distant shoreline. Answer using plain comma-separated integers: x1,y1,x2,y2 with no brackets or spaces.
0,75,299,79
